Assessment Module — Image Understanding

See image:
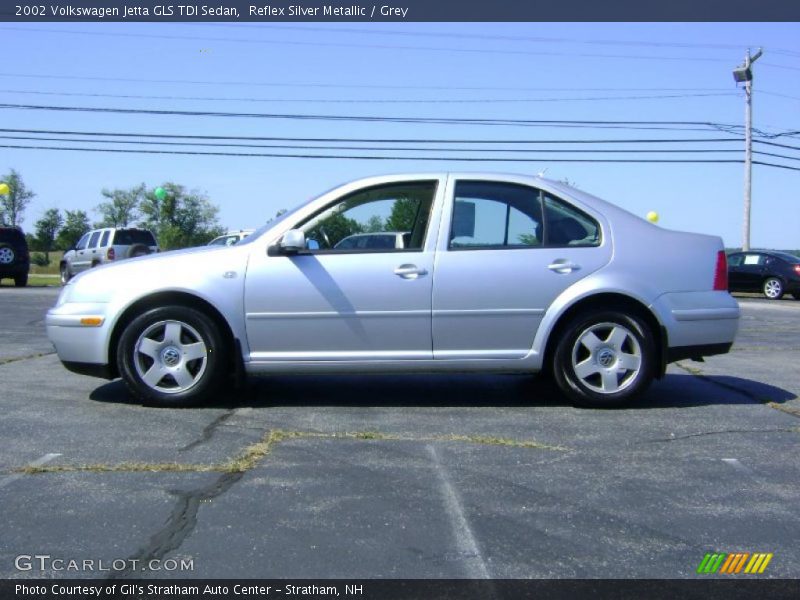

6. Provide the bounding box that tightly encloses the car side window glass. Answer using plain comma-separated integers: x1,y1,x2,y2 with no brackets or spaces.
298,181,437,252
88,231,101,249
727,254,743,267
75,233,90,251
542,195,601,247
449,181,543,249
100,231,110,247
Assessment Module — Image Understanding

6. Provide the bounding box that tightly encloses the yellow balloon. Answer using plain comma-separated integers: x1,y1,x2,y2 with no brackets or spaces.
0,183,9,195
646,211,659,223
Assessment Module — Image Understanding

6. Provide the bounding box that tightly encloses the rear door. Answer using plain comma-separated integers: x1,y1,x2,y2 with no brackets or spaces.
432,177,611,359
74,231,100,272
738,253,766,291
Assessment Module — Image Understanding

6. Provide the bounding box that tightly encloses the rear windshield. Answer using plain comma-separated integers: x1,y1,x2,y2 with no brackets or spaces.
113,229,156,246
772,251,800,264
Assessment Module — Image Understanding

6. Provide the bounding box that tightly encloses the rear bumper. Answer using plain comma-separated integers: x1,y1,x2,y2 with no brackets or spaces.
651,290,740,363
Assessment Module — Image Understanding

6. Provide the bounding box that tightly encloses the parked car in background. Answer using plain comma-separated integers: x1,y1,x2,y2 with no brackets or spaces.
0,226,30,287
334,231,410,250
727,250,800,300
47,173,739,408
207,230,254,247
60,227,159,284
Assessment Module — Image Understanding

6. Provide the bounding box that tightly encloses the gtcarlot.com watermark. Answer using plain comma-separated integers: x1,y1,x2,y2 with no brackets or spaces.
15,554,194,573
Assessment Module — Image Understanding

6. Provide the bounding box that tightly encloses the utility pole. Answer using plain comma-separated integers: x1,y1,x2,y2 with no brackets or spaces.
733,48,763,251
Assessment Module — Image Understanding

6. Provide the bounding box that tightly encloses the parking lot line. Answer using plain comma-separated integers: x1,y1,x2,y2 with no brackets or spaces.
0,453,62,490
426,444,491,579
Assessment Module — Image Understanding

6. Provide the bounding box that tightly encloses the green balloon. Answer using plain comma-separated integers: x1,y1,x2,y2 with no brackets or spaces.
154,187,166,200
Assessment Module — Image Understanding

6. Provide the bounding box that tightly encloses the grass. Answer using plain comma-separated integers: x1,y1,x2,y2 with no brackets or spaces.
29,251,63,275
0,275,60,287
10,429,568,476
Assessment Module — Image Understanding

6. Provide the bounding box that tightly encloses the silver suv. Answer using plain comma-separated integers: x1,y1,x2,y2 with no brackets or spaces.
60,227,159,284
47,173,739,408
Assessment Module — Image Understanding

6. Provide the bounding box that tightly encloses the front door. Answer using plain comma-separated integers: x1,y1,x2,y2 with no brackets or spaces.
244,179,442,362
432,178,612,359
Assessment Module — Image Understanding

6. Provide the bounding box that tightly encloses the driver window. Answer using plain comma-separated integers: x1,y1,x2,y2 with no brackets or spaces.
299,181,437,252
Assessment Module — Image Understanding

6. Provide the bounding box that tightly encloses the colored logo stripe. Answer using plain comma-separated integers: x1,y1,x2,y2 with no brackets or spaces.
697,552,773,574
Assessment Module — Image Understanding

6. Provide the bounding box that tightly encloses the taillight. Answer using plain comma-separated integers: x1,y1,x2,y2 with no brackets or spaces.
107,247,115,260
713,251,728,290
794,264,800,276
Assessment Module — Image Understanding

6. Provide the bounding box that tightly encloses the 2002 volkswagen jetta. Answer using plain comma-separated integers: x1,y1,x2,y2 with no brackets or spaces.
46,173,739,408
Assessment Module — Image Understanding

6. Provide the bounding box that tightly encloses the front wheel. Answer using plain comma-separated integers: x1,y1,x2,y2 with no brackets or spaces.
117,306,226,407
552,310,655,408
60,263,72,285
763,277,784,300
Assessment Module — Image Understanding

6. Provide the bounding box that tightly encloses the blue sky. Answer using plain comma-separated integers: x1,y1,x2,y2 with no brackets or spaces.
0,22,798,248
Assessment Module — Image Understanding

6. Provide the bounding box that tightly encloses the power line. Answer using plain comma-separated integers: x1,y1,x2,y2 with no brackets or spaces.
0,102,740,132
0,134,763,155
0,89,739,104
0,128,746,144
0,142,757,163
0,72,734,93
0,26,752,64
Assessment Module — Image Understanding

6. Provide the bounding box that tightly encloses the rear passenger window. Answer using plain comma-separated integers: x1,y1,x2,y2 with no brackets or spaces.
88,231,101,249
448,181,600,250
543,195,600,247
100,231,110,247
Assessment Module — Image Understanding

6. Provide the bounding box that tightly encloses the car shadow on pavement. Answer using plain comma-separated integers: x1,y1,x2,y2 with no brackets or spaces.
88,373,796,410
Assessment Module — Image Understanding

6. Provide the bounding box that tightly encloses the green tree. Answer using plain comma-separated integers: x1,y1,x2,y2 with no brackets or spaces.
306,212,364,248
0,169,36,227
34,208,64,262
139,183,225,249
364,215,384,233
95,184,145,227
384,196,417,232
56,209,91,250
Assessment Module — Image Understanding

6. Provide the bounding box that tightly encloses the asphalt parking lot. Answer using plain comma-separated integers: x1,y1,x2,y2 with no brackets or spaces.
1,287,799,580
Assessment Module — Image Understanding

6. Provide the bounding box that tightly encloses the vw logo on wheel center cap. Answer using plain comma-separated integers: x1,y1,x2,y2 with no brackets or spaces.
597,348,616,368
161,346,181,367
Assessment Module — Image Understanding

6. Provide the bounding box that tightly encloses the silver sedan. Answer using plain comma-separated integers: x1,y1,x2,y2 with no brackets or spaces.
46,173,739,408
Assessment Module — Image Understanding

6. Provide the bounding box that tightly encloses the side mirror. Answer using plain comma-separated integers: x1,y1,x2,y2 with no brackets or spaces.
280,229,306,253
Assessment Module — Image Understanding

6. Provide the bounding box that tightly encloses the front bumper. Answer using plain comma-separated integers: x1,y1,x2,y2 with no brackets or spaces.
46,302,113,370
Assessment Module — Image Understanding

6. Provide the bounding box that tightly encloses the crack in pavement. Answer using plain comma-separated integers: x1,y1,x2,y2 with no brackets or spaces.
0,351,55,365
180,409,237,452
109,471,244,580
646,427,800,443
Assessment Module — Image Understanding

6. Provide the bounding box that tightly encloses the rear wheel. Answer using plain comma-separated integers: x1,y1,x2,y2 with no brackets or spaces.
762,277,784,300
117,305,226,407
14,273,27,287
552,310,655,408
793,292,800,301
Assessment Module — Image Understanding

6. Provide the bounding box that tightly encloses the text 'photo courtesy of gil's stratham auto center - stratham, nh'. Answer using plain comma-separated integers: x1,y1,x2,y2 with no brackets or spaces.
1,1,800,599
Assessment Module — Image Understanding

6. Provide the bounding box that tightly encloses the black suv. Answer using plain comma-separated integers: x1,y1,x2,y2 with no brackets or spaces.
0,227,30,287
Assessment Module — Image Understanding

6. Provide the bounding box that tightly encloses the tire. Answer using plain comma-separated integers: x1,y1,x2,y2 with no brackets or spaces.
127,244,150,258
0,243,15,265
117,305,226,407
552,310,656,408
60,263,72,285
14,273,28,287
762,277,784,300
793,292,800,301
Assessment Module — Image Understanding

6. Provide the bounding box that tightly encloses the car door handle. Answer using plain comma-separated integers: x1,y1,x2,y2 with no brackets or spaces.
547,260,581,274
394,264,428,279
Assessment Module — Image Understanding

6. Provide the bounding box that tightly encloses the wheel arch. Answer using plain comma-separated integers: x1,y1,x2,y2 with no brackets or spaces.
542,292,667,379
107,291,238,379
